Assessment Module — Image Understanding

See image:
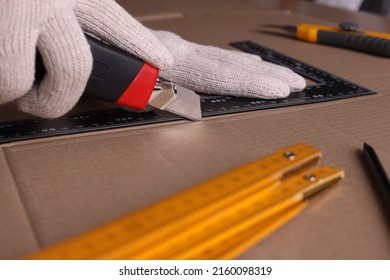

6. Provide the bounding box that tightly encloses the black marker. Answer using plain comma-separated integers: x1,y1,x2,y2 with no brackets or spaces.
363,143,390,214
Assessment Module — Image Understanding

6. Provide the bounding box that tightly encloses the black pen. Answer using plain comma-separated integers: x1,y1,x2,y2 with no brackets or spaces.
363,143,390,213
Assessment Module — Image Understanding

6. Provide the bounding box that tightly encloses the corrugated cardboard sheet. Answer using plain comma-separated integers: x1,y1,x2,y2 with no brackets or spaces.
1,0,389,259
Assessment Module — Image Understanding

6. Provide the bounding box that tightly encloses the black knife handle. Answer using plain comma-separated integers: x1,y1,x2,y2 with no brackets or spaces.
317,30,390,57
35,34,159,110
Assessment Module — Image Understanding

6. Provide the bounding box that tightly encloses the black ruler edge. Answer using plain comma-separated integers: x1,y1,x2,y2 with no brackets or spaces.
0,41,376,144
0,109,182,144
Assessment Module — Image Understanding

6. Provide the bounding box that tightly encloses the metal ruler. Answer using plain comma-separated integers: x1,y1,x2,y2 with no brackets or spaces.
0,41,375,144
25,143,344,260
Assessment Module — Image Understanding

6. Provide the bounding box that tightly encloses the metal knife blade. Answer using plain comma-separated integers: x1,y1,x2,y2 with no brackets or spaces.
163,85,202,121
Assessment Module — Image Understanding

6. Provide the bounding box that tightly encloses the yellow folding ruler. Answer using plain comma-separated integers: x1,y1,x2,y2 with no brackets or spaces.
26,143,344,260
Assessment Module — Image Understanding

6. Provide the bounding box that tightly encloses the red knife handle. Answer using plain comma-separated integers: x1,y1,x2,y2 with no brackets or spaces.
35,34,159,110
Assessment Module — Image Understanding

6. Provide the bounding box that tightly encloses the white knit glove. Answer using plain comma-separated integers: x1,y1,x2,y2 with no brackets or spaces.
153,30,306,99
1,0,305,118
0,0,173,118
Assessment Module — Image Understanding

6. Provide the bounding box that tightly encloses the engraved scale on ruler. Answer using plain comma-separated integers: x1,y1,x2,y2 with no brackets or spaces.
0,41,375,144
26,143,344,260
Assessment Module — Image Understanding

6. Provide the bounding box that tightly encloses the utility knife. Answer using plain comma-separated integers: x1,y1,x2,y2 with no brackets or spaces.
35,34,202,121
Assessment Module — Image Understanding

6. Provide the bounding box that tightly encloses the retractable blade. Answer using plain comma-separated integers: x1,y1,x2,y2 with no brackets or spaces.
163,84,202,121
148,79,202,121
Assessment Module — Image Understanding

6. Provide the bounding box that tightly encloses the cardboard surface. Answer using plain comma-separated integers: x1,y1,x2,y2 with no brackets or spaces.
0,151,39,259
0,0,389,259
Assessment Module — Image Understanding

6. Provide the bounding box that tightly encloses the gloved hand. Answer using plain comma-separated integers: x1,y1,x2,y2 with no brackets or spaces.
153,30,306,99
1,0,305,119
0,0,173,118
